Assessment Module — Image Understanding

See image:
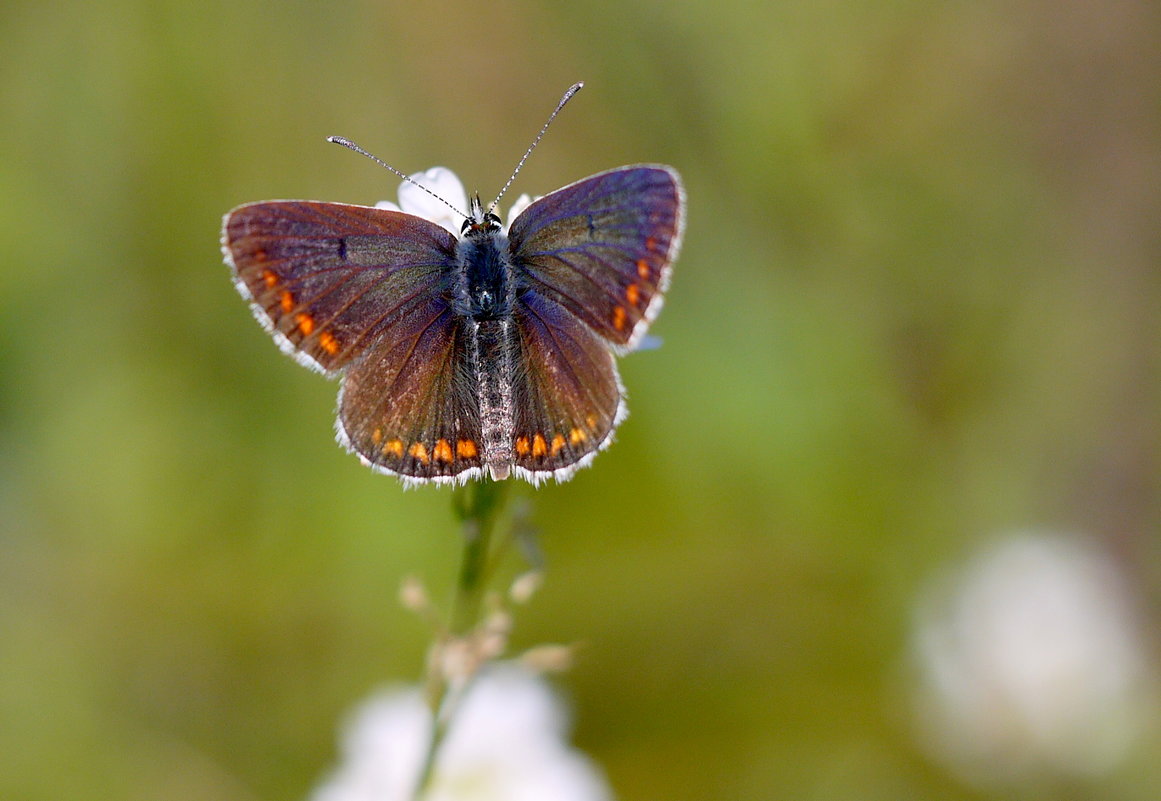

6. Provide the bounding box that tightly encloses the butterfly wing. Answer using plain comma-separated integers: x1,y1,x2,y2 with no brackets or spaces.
507,165,684,352
505,166,685,480
337,297,483,483
222,201,483,482
509,290,623,482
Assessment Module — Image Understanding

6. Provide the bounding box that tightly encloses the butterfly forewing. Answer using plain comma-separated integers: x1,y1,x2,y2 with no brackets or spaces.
508,166,684,351
223,201,458,374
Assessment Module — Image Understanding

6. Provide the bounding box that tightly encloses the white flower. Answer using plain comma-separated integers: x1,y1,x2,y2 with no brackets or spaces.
376,167,469,236
376,169,536,237
912,531,1153,782
310,665,615,801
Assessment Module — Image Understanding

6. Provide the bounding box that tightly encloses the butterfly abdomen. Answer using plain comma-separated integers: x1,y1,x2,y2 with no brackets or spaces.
470,319,516,480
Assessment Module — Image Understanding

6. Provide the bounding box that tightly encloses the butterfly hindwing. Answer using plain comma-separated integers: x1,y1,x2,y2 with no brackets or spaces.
507,165,684,351
509,290,622,481
337,298,483,483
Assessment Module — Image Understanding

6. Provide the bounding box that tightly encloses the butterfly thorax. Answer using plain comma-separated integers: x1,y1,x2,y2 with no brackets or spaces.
455,227,514,321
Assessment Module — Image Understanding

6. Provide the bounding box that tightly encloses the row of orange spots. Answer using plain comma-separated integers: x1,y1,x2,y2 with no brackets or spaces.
294,311,340,355
513,425,592,460
370,426,614,466
276,297,339,355
618,258,653,332
372,430,480,464
261,270,337,355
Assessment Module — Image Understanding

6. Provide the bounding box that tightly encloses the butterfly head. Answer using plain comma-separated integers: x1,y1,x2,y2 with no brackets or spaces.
461,194,503,238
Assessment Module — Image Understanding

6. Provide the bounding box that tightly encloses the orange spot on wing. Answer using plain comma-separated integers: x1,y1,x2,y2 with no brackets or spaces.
612,305,627,331
318,330,339,354
433,439,453,462
383,438,404,457
280,291,295,313
456,439,478,459
569,427,587,445
532,434,548,458
626,283,640,307
585,414,598,429
636,259,650,280
253,248,268,262
261,269,279,288
551,434,565,456
409,442,429,463
295,313,315,335
371,428,383,445
515,436,530,457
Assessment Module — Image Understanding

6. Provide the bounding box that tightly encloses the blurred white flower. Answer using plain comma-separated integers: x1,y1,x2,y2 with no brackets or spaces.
912,531,1153,782
505,193,538,227
310,665,614,801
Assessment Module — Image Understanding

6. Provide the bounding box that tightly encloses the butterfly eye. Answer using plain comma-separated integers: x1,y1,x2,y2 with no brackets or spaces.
461,213,503,236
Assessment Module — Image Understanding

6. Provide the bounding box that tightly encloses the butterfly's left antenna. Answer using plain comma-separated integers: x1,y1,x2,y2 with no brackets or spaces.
487,81,585,216
326,136,469,221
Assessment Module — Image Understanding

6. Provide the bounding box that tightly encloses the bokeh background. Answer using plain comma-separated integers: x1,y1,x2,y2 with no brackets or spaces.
3,1,1160,799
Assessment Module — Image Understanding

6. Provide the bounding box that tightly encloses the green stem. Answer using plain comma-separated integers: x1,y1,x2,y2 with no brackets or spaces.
412,480,511,800
450,480,508,632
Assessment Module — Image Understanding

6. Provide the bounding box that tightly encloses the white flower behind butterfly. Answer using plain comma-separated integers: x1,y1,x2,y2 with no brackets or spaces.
310,666,614,801
375,167,538,236
912,531,1153,782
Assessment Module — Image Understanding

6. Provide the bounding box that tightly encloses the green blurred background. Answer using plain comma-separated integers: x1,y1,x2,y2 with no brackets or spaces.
3,0,1159,799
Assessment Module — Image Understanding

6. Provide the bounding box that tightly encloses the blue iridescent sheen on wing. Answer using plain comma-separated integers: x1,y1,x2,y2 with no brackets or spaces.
508,165,683,351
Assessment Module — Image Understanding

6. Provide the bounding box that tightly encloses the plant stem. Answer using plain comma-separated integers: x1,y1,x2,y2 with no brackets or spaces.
411,480,511,800
450,480,508,632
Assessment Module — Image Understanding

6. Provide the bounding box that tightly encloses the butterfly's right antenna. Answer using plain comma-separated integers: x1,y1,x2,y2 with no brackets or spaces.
487,81,584,216
326,135,470,221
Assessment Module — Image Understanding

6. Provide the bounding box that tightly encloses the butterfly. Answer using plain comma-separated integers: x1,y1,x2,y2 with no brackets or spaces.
221,86,684,485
